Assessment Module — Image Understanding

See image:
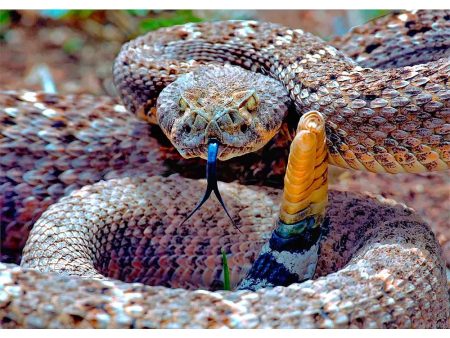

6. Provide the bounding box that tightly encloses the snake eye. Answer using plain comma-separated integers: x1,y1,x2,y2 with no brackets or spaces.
179,98,188,112
245,94,258,111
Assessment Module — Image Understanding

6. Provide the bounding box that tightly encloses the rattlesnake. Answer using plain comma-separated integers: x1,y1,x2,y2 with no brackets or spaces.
0,10,449,328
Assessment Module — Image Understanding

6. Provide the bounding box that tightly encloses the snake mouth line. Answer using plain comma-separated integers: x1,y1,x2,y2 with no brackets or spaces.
179,144,256,160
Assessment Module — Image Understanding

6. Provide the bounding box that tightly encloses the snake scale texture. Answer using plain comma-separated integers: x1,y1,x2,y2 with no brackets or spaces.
0,10,449,328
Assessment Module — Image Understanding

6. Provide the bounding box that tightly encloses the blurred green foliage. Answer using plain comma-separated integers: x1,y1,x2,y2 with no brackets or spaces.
0,10,11,25
62,36,85,54
41,9,202,33
0,10,11,30
0,10,11,39
363,9,390,22
126,10,150,17
63,10,95,19
34,9,203,35
0,10,392,43
139,10,203,33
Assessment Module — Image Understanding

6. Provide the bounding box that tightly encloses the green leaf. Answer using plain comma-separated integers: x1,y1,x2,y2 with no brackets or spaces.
364,10,391,21
126,10,149,17
0,10,11,26
221,249,231,291
139,10,203,33
63,10,95,20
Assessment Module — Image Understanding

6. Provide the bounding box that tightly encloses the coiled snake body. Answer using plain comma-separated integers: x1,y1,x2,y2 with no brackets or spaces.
0,10,449,328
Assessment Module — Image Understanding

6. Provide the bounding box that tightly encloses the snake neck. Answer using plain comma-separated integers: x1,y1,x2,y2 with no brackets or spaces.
114,12,449,175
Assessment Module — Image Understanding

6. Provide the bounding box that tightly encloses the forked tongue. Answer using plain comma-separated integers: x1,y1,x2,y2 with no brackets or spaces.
179,140,239,231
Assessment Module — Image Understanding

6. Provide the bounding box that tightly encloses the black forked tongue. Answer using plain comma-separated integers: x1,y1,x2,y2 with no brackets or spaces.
179,140,240,232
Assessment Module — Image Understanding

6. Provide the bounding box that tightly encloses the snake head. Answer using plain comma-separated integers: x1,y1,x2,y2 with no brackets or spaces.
156,64,290,160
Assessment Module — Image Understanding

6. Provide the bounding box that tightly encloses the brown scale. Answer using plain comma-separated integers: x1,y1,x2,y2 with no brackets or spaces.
1,91,302,263
20,176,278,290
13,175,449,328
331,10,450,69
1,10,450,328
114,11,449,176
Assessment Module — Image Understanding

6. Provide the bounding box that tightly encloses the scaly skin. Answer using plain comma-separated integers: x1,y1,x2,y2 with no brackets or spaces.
114,11,449,173
0,90,294,263
155,64,291,160
330,10,450,69
0,10,449,328
4,177,449,328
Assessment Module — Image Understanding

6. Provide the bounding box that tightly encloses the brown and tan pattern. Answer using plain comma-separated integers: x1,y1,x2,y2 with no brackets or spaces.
0,91,166,263
331,10,450,69
1,10,449,329
0,90,295,264
114,11,449,173
1,177,448,328
329,169,450,268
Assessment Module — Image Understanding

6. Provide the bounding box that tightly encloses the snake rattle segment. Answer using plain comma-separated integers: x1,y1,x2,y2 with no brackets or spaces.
0,10,449,328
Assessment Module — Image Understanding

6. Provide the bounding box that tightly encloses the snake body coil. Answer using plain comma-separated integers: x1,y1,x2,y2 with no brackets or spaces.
114,11,449,173
0,10,449,328
6,177,449,328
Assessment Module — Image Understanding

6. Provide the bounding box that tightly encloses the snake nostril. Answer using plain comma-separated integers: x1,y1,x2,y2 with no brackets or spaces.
183,125,192,134
240,124,248,133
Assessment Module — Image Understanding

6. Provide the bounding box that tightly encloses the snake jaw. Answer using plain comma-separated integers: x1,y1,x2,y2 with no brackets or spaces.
156,64,290,161
176,144,253,161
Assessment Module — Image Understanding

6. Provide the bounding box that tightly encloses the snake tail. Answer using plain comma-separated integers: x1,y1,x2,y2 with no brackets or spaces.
238,111,328,291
